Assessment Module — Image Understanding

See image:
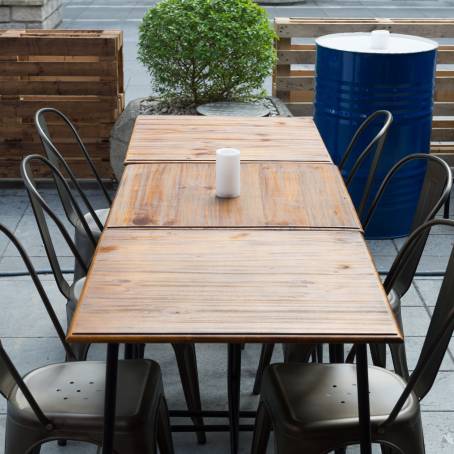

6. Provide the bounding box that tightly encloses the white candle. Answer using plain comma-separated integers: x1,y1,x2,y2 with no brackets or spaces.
370,30,390,50
216,148,240,198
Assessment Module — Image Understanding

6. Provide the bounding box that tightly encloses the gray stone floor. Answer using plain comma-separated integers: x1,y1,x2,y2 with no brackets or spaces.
0,0,453,453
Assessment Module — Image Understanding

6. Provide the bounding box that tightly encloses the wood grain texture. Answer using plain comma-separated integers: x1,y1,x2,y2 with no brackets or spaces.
67,229,401,344
124,115,331,163
0,29,123,178
108,162,361,230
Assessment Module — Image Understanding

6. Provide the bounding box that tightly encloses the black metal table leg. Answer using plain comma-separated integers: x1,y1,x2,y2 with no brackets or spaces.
228,343,242,454
103,343,119,454
356,343,372,454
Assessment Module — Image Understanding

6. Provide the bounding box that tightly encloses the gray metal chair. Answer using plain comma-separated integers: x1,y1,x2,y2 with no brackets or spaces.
350,153,452,377
253,110,393,394
35,107,111,281
282,154,452,378
339,110,393,220
20,154,207,444
251,218,454,454
0,224,173,454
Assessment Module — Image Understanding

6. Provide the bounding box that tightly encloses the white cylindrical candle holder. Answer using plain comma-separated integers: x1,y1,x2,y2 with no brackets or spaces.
370,30,390,50
216,148,240,198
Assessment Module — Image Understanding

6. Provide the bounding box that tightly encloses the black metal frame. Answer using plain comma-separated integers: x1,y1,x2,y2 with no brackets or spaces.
35,107,112,209
21,154,92,298
339,110,393,220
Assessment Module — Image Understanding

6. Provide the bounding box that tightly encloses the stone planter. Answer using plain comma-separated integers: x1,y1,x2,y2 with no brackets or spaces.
0,0,62,29
110,97,292,180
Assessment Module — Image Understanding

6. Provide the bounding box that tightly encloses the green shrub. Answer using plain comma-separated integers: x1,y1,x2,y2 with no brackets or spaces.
137,0,277,105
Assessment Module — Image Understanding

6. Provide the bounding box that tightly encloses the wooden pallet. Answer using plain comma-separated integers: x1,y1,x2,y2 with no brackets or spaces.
274,18,454,157
0,29,124,179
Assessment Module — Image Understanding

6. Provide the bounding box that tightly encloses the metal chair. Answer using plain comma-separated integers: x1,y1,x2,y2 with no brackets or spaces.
0,224,173,454
349,153,452,378
20,154,207,444
253,110,393,394
339,110,393,220
282,154,452,379
35,107,112,281
251,218,454,454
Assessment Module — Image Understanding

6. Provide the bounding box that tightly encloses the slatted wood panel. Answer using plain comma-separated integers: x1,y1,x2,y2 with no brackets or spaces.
67,228,401,343
125,115,332,163
273,18,454,158
108,162,361,229
0,29,124,179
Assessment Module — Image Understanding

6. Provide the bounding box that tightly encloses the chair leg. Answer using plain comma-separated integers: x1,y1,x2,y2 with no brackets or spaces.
329,344,345,363
253,344,275,395
157,398,175,454
4,416,45,454
444,193,451,219
383,413,426,454
251,402,272,454
390,306,410,381
316,343,324,363
346,345,357,363
380,444,395,454
370,343,387,368
172,343,206,444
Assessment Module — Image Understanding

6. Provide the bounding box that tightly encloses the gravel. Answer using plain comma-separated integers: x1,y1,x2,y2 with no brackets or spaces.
139,97,280,116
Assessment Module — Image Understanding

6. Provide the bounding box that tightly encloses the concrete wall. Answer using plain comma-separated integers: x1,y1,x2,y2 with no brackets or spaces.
0,0,62,28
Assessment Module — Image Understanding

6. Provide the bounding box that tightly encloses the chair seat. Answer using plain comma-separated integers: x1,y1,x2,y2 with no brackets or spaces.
8,360,162,430
262,363,419,435
388,289,400,313
76,207,109,238
70,277,85,304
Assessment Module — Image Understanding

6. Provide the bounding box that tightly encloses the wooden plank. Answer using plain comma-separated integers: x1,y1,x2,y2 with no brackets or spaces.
0,61,119,77
0,30,122,57
125,115,331,163
431,128,454,141
0,123,112,142
0,80,118,96
108,162,361,230
67,228,401,343
275,18,454,38
0,98,121,123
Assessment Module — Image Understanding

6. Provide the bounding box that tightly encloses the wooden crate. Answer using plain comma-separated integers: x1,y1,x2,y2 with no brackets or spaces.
274,18,454,158
0,29,125,179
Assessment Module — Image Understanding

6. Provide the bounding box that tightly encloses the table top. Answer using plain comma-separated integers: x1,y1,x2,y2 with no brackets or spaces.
68,115,401,345
67,228,401,344
107,162,361,230
124,115,332,163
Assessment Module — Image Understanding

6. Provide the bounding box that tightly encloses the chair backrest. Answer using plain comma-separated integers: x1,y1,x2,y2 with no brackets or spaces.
339,110,393,219
21,155,92,299
35,107,111,231
0,223,76,427
367,154,452,298
380,219,454,429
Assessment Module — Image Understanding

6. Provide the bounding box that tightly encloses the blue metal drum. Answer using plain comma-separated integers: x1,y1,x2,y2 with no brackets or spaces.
314,32,438,238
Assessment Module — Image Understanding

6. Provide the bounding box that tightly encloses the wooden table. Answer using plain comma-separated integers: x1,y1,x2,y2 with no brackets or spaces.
67,116,402,454
124,115,332,163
